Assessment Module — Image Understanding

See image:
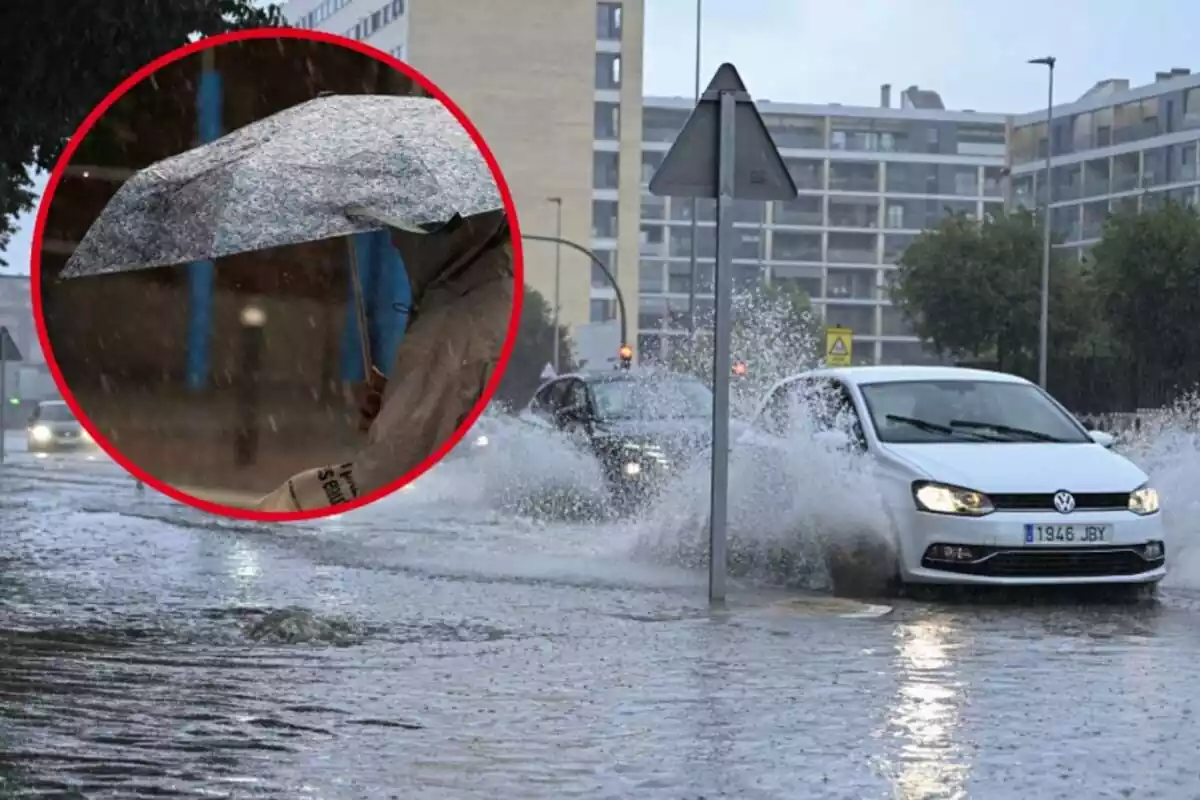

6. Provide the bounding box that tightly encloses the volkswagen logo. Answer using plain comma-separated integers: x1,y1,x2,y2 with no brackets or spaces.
1053,490,1077,514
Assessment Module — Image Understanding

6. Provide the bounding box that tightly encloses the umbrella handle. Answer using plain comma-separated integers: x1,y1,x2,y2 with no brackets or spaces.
345,238,374,379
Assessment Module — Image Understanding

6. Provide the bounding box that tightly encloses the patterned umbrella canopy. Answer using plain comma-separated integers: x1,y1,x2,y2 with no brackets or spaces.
61,93,502,278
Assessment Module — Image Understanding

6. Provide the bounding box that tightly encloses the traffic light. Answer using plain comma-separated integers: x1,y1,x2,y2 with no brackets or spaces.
617,344,633,369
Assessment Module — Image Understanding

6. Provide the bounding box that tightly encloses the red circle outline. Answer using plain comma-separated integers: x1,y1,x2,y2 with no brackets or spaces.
29,27,525,523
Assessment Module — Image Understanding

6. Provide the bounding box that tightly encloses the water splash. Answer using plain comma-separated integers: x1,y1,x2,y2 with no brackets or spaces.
1108,393,1200,589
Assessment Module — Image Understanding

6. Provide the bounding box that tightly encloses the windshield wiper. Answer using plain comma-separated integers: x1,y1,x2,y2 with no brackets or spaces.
885,414,1003,441
949,419,1064,443
886,414,952,434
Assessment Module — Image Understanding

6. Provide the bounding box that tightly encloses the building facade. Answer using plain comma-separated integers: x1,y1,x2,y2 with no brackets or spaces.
630,86,1009,365
284,0,647,349
1008,69,1200,263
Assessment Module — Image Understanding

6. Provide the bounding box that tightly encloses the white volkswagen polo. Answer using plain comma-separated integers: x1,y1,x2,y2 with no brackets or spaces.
747,366,1165,594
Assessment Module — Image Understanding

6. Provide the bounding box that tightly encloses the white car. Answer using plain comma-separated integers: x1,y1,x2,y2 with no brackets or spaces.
746,366,1165,595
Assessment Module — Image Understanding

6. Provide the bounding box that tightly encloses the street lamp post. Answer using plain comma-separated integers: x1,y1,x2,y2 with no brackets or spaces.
686,0,703,333
1029,55,1056,389
523,234,630,359
547,196,564,372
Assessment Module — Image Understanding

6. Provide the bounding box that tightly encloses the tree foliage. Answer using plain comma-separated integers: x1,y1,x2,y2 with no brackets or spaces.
0,0,284,264
1089,200,1200,384
492,285,574,411
889,209,1092,374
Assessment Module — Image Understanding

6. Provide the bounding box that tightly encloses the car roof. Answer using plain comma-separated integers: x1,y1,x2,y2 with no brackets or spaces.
784,365,1032,388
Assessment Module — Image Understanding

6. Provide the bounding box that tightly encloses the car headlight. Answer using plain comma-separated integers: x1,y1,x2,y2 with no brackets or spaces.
81,429,93,443
1128,485,1160,516
912,480,994,516
30,425,51,442
622,461,642,476
473,434,489,448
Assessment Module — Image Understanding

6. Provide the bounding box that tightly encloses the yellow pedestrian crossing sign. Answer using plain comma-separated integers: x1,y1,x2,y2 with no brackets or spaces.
826,327,853,366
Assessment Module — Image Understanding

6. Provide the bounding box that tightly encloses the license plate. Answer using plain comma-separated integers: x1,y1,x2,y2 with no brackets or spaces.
1024,523,1109,545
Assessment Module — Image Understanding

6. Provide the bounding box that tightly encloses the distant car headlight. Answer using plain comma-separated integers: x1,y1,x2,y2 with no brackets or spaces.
622,461,642,476
1128,485,1160,516
30,425,52,443
473,434,489,448
912,480,994,516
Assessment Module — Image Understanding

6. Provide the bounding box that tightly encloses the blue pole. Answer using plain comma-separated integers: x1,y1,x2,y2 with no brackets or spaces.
372,230,411,375
185,55,222,390
339,233,378,383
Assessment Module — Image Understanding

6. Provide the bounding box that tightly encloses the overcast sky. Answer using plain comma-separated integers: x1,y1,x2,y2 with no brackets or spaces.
5,1,1196,274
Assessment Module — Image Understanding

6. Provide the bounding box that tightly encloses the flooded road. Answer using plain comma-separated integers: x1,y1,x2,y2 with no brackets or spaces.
3,436,1200,798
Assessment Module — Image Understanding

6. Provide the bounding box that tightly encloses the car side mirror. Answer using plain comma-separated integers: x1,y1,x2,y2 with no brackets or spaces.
1088,430,1115,449
557,404,590,424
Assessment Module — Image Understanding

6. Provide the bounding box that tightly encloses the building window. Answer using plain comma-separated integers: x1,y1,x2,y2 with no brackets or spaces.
596,53,622,90
826,268,877,300
592,200,619,238
593,151,620,189
641,196,666,221
643,108,689,142
590,299,615,322
824,304,877,335
764,115,825,149
639,224,666,256
594,103,620,139
641,151,663,186
597,2,623,41
592,250,617,286
640,260,666,293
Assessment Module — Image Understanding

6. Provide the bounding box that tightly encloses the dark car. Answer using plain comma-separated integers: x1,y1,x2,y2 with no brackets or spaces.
526,369,737,511
27,400,93,453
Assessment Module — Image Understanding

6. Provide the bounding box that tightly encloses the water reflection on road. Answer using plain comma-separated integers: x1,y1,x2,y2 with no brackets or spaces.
3,448,1200,798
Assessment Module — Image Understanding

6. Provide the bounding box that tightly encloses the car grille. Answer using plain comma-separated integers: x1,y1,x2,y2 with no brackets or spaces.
990,492,1129,512
923,545,1164,578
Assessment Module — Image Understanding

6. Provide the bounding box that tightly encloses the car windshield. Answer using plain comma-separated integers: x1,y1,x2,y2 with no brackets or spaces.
858,379,1090,444
37,403,76,423
591,377,713,421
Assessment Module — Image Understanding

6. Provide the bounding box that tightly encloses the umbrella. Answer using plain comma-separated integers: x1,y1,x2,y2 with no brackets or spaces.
59,93,505,377
60,93,503,279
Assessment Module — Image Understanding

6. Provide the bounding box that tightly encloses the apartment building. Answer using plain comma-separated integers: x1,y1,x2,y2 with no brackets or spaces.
1008,68,1200,262
284,0,646,348
630,85,1009,365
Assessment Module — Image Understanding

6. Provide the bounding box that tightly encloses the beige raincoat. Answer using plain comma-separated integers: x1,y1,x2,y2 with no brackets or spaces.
255,210,513,512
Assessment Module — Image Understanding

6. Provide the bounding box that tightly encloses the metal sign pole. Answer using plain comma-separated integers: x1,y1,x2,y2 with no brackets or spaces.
708,90,737,604
0,347,6,465
647,62,797,606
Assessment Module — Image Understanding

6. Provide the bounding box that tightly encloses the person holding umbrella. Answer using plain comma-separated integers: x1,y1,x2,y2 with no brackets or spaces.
254,209,513,512
54,92,517,514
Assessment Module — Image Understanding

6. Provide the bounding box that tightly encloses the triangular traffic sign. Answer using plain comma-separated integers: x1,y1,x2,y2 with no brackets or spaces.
539,362,557,380
0,326,22,362
649,63,797,202
829,337,848,357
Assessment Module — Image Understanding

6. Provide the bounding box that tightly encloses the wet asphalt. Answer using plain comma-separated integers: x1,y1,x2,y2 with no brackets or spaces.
2,435,1200,799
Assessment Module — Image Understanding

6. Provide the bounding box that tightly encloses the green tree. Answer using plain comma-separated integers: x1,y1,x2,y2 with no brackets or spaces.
889,209,1093,374
1089,200,1200,387
492,285,574,411
0,0,284,265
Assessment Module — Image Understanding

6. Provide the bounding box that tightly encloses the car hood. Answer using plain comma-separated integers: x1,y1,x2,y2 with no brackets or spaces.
882,442,1149,493
594,417,750,461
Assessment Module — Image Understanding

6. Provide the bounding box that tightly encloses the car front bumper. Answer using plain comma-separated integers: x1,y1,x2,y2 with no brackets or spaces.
898,508,1167,586
28,433,95,451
